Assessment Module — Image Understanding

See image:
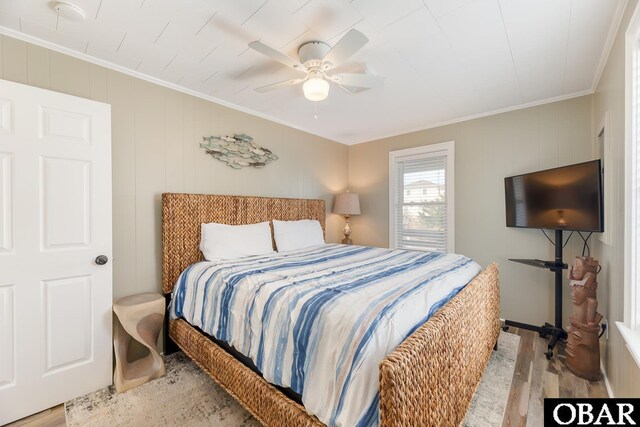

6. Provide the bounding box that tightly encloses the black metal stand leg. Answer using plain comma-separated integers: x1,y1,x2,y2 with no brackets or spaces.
504,319,567,359
505,229,569,359
546,335,559,360
545,229,566,359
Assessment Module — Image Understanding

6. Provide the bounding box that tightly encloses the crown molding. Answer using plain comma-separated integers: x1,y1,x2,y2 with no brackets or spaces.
0,25,345,145
591,0,629,92
345,89,594,145
0,23,606,147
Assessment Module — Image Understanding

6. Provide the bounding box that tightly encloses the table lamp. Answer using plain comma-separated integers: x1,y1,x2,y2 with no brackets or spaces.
333,191,361,245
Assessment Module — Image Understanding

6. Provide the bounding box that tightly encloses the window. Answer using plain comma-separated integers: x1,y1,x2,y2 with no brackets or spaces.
621,9,640,368
389,142,454,253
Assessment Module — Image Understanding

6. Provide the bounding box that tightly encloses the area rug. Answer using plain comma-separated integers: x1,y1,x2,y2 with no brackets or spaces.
65,332,519,426
463,331,520,426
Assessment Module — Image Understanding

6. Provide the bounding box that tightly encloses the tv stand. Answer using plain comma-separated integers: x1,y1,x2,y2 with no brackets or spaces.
508,258,567,271
504,229,569,359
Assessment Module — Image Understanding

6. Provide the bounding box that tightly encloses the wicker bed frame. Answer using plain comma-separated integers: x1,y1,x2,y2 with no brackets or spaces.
162,193,500,427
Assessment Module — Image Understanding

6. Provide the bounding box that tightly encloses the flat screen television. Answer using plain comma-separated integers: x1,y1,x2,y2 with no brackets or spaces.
504,160,603,232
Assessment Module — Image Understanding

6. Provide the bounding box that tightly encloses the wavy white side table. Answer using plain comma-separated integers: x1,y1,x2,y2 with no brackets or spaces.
113,292,166,393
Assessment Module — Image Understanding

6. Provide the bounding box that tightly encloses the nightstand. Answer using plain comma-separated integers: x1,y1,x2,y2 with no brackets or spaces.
113,292,166,393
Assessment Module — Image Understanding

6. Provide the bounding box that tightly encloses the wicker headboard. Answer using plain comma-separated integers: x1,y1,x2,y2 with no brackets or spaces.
161,193,326,294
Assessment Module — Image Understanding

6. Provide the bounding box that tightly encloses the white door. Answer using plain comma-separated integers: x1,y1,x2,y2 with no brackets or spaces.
0,79,112,424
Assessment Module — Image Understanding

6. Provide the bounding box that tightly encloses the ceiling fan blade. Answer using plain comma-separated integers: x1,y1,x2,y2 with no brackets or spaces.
334,83,359,94
323,29,369,68
328,73,385,89
248,41,307,72
254,77,307,93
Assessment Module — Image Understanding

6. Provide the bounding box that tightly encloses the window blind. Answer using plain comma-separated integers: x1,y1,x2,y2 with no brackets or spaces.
393,154,448,252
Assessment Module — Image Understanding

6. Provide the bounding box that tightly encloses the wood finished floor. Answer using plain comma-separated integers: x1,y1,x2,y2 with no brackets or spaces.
6,328,608,427
502,327,608,427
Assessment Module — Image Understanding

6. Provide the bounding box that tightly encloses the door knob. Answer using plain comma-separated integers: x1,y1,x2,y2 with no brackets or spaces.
95,255,109,265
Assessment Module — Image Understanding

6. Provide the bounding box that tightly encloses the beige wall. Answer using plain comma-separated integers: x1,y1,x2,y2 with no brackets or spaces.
0,35,349,301
592,0,640,397
348,96,594,327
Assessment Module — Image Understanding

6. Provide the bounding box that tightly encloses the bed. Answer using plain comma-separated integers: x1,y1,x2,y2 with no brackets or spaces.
162,193,500,427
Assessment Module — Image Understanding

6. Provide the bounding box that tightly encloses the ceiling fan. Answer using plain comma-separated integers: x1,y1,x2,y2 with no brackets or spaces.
248,29,385,101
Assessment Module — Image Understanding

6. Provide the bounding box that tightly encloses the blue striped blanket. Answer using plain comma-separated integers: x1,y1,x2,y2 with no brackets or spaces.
170,244,480,426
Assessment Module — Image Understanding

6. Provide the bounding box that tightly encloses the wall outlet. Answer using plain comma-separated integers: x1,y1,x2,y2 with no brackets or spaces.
603,318,609,339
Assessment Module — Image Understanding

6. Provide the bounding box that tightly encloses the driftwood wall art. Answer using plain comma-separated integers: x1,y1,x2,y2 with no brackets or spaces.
200,134,278,169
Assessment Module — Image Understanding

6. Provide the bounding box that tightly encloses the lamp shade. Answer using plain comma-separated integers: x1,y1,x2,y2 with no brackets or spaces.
333,192,361,215
303,77,329,101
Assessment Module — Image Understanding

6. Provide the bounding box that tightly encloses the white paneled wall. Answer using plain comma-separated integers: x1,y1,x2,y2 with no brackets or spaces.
592,0,640,399
0,34,349,302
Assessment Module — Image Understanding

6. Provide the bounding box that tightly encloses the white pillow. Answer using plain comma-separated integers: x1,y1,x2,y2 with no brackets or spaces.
199,221,274,261
272,219,325,252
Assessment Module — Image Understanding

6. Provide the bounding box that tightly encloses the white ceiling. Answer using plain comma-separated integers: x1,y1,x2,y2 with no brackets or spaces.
0,0,625,144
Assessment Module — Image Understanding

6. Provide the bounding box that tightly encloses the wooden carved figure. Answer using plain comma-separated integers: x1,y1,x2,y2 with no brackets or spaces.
568,256,598,282
569,273,597,325
566,256,602,381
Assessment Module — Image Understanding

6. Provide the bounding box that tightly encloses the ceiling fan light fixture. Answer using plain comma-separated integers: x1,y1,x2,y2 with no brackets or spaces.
303,77,329,101
249,30,383,99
